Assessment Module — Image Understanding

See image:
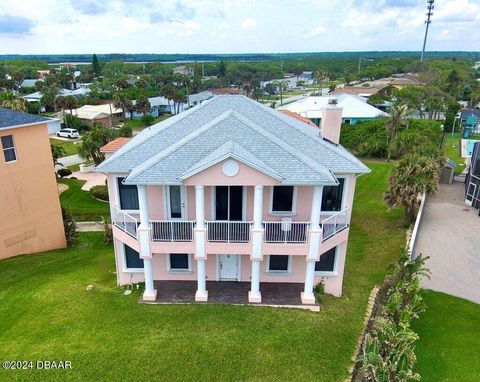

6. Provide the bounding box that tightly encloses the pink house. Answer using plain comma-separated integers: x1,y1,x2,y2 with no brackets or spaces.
97,95,369,306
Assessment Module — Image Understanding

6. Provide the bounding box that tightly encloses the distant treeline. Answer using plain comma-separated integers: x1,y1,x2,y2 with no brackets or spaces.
1,51,479,64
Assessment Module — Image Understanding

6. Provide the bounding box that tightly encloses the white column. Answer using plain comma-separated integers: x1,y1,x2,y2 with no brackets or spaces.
249,185,263,303
137,185,156,301
302,185,323,304
194,185,208,301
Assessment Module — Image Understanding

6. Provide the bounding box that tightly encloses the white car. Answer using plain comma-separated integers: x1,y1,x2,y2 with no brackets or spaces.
56,128,80,139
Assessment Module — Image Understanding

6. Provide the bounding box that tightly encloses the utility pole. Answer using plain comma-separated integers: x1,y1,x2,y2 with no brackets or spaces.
420,0,434,63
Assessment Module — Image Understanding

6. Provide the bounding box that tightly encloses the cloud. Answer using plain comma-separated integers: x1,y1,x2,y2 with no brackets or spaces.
149,11,166,23
0,15,35,35
309,25,326,36
149,1,195,24
70,0,107,15
174,1,195,20
241,17,256,30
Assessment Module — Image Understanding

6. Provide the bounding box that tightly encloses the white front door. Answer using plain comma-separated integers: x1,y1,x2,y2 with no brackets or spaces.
218,254,238,281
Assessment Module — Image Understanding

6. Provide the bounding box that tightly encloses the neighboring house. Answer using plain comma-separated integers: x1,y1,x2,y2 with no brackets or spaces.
173,65,194,76
57,104,123,128
0,108,66,259
100,137,131,159
96,95,369,305
20,79,42,88
209,87,242,95
188,91,214,107
460,108,480,134
331,87,379,98
465,142,480,209
278,94,387,125
261,74,314,91
23,87,90,103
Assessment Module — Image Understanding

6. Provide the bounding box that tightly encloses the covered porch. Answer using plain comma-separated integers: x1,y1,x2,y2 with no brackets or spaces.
140,280,319,311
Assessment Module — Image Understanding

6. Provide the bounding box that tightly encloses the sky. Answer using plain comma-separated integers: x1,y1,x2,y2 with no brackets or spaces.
0,0,479,54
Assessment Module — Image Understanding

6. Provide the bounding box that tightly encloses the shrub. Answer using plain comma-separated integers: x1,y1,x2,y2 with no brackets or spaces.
102,216,113,244
314,281,325,303
141,114,155,127
90,185,109,201
62,207,77,247
57,168,72,178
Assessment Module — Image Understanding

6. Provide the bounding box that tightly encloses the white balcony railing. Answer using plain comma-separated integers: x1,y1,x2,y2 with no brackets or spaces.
263,221,310,243
150,220,195,242
112,206,138,238
321,207,349,242
206,221,252,243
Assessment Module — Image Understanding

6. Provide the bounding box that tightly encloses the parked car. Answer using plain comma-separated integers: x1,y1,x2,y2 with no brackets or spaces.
56,129,79,139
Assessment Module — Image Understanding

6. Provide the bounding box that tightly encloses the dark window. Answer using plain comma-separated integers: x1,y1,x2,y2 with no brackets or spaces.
117,178,139,210
169,254,189,270
272,186,294,212
169,186,182,218
1,135,16,162
124,244,143,269
315,247,336,272
321,178,345,212
269,255,289,272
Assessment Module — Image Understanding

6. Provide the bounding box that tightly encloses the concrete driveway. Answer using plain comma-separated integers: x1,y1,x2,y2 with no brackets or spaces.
416,182,480,304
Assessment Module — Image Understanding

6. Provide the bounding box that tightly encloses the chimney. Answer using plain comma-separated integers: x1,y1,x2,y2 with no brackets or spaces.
320,98,343,144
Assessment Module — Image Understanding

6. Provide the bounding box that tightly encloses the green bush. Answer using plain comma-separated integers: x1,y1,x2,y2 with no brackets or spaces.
314,281,325,303
141,114,155,127
61,207,77,247
90,185,109,201
340,119,388,158
57,168,72,178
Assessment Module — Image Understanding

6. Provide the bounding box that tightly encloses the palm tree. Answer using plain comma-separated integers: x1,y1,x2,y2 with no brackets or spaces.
0,92,27,112
272,79,288,106
173,89,187,114
51,144,66,167
113,93,133,120
314,69,328,96
160,85,175,114
384,154,440,224
386,102,409,161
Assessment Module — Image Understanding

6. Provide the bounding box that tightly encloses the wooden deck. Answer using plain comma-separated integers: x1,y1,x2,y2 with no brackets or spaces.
140,281,319,311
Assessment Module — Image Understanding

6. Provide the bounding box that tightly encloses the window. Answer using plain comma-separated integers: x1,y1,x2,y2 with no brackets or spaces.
1,135,17,162
169,186,182,218
268,255,291,273
271,186,295,214
168,253,190,271
315,247,337,273
117,178,139,210
322,178,345,212
124,244,143,269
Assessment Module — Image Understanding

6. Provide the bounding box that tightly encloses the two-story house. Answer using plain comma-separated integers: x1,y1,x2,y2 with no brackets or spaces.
0,108,66,259
97,96,369,305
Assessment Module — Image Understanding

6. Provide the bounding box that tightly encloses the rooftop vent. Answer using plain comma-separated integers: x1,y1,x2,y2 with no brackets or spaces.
328,98,338,105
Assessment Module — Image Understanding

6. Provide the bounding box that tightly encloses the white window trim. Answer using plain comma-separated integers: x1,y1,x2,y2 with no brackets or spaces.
114,175,139,214
1,135,17,163
266,255,292,275
121,243,144,273
315,246,339,277
166,253,192,273
321,176,348,216
269,186,297,216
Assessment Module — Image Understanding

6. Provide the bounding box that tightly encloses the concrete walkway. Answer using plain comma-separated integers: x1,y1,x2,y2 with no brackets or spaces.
76,221,104,232
416,182,480,304
67,171,107,191
58,153,83,167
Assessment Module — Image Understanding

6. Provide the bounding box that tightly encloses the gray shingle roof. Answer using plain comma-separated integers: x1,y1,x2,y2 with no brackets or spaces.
97,95,369,185
0,107,50,129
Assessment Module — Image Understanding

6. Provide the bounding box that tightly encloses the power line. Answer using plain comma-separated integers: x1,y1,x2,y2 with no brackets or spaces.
420,0,434,62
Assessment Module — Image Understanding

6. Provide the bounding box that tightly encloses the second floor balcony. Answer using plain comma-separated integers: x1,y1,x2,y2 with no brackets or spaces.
112,207,350,245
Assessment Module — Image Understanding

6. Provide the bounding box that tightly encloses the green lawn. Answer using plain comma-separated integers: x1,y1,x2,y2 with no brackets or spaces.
49,138,81,156
58,178,110,221
124,114,171,132
412,290,480,382
0,161,406,381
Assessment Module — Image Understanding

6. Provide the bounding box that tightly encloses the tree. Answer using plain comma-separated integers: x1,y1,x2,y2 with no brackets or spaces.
135,95,150,113
172,89,187,114
50,144,66,166
314,69,328,95
141,114,155,127
217,60,227,77
272,79,288,105
160,84,175,114
386,102,409,161
92,54,101,78
78,123,116,165
384,155,441,224
40,85,60,111
0,92,27,112
112,92,133,119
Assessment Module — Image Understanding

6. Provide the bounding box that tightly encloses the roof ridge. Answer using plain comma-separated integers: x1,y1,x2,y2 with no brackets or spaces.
124,109,235,182
230,110,336,183
242,96,369,173
97,96,218,170
179,139,283,181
